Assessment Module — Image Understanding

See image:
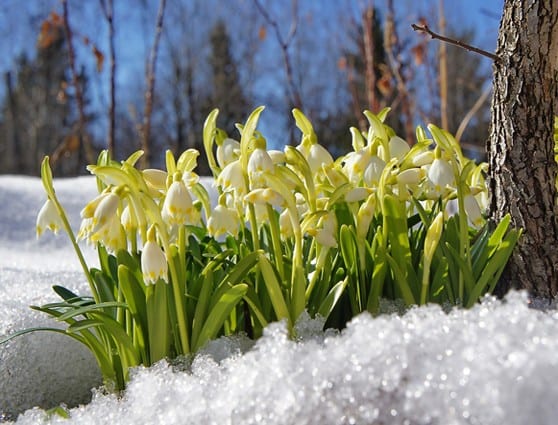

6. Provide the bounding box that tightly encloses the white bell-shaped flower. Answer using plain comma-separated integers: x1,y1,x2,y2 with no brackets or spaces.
216,138,240,168
161,180,194,226
36,199,63,237
427,158,455,193
92,192,120,232
464,194,484,229
143,169,168,191
363,156,386,187
207,204,240,238
141,239,168,285
217,160,246,194
343,148,371,184
247,148,274,188
307,144,333,175
388,136,410,161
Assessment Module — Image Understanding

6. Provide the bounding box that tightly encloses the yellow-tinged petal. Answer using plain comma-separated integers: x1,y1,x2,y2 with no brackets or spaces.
207,204,240,238
36,199,63,237
143,169,168,191
161,180,194,226
141,240,168,285
216,138,240,168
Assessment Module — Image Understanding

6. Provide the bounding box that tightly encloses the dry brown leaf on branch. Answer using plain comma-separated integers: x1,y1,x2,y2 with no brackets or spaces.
92,46,105,72
38,12,64,48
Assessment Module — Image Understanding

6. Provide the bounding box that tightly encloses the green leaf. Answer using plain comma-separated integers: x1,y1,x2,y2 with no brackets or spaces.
203,109,220,176
339,225,357,273
57,301,128,322
383,195,418,288
258,253,291,325
147,282,170,363
191,268,215,348
385,254,416,305
117,264,148,338
52,285,80,301
317,277,349,319
193,284,248,351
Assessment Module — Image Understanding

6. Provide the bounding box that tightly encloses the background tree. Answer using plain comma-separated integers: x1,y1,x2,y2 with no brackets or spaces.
207,20,251,138
489,1,558,298
0,16,92,176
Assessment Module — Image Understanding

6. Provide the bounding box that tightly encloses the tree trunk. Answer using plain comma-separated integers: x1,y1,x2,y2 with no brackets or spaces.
489,0,558,298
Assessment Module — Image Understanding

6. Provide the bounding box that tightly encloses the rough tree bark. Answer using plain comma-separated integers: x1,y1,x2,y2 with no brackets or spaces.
489,0,558,298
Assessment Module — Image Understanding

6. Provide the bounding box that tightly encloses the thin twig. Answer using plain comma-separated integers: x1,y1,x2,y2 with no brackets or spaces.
141,0,166,168
385,0,414,142
455,86,491,143
438,0,448,129
61,0,94,170
253,0,302,110
99,0,116,158
362,5,377,112
411,23,500,62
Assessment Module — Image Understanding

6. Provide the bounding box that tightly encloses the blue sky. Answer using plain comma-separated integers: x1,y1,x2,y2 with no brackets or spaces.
0,0,505,151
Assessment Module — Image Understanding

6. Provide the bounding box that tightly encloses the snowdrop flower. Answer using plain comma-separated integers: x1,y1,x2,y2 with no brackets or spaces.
120,205,134,233
388,136,410,161
357,194,377,239
245,188,286,208
268,150,286,164
216,138,240,168
247,147,274,188
464,194,484,229
81,192,110,219
412,150,435,167
397,168,424,185
141,242,168,285
36,199,63,237
345,187,372,203
424,211,444,263
207,204,240,238
378,136,410,162
217,160,246,194
143,169,168,192
324,165,347,188
92,192,120,232
308,212,338,248
343,148,371,184
94,215,126,253
279,209,294,239
363,156,386,187
161,180,194,226
428,158,455,193
307,143,333,175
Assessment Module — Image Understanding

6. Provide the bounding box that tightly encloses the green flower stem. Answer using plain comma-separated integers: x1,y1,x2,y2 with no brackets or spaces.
266,204,284,279
178,225,188,280
247,203,260,251
456,176,471,305
40,157,99,303
289,208,305,323
158,229,190,355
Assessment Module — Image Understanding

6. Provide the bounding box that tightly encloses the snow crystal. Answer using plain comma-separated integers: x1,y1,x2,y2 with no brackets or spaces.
2,176,558,425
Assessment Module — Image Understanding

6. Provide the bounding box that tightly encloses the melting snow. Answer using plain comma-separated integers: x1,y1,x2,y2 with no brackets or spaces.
1,175,558,425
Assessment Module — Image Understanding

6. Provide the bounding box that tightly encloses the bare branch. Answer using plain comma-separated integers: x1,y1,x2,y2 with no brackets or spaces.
99,0,116,158
385,0,414,142
253,0,302,110
141,0,166,168
60,0,94,170
438,0,448,129
411,23,500,62
455,86,491,143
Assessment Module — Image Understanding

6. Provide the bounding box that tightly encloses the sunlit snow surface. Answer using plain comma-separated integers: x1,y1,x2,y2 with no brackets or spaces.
2,175,558,424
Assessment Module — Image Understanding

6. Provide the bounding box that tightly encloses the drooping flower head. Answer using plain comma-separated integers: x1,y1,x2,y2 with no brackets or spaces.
141,226,168,285
36,199,63,238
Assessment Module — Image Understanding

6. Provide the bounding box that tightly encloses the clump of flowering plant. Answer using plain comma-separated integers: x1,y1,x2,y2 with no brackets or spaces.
3,107,520,390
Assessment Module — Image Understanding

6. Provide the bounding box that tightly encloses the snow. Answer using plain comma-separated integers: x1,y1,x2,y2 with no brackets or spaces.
2,175,558,424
